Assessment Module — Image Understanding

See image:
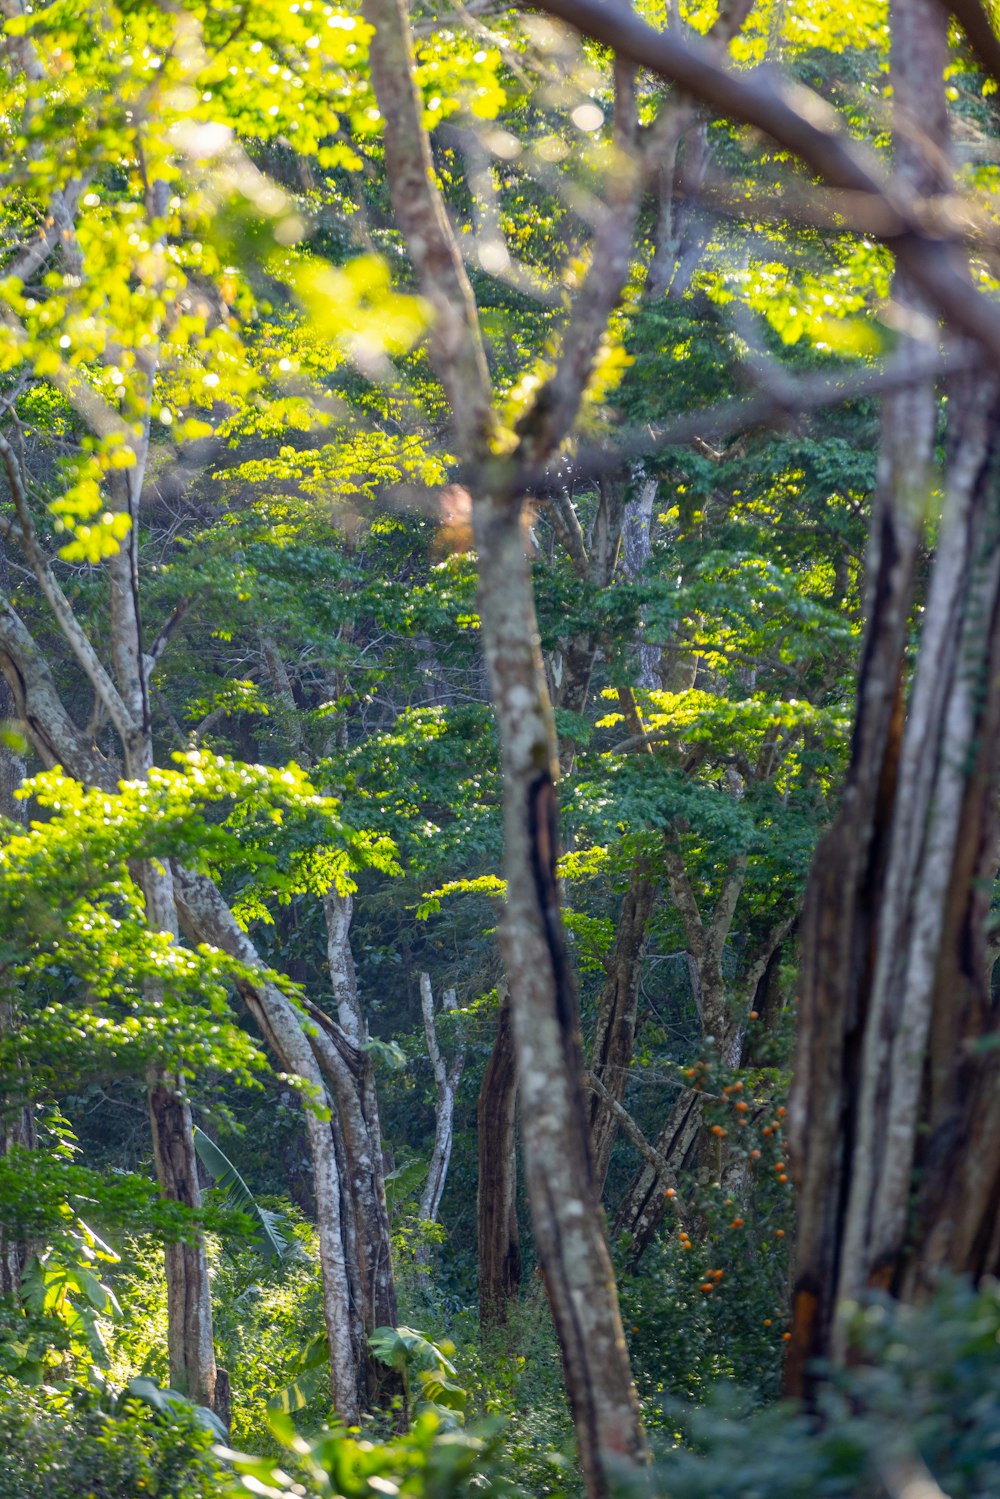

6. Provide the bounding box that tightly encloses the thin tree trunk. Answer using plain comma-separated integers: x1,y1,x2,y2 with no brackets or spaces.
588,866,656,1194
147,1075,216,1407
173,868,362,1421
320,893,398,1345
418,973,464,1227
478,983,521,1327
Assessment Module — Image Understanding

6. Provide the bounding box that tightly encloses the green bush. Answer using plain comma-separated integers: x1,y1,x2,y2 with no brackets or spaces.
0,1380,224,1499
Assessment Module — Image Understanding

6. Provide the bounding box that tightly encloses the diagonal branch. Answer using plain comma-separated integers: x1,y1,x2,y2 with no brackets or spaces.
0,594,115,787
361,0,493,460
584,1069,688,1220
529,0,1000,367
0,430,135,745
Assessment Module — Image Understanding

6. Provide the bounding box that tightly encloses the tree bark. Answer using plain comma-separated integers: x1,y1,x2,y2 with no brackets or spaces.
588,866,656,1195
320,893,398,1366
474,490,647,1487
477,983,521,1327
791,0,1000,1391
418,973,464,1227
360,3,647,1484
173,868,363,1420
147,1077,217,1407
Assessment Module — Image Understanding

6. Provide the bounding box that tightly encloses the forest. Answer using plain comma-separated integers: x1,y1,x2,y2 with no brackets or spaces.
3,0,1000,1494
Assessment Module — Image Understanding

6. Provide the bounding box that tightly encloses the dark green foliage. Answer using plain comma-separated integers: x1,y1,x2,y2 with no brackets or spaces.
628,1279,1000,1499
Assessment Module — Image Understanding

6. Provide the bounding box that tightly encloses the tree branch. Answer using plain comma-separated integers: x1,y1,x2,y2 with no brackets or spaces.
0,430,135,745
584,1070,687,1218
528,0,1000,366
361,0,494,459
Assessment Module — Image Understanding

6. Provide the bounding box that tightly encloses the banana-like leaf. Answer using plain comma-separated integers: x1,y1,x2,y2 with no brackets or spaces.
124,1376,229,1441
268,1332,330,1413
193,1127,289,1263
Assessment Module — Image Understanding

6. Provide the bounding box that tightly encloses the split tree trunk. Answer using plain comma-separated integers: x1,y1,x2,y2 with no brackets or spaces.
477,983,521,1327
785,0,1000,1395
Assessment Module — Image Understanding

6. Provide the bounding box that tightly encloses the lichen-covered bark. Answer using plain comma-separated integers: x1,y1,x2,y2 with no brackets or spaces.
474,489,646,1490
784,0,1000,1394
418,974,464,1227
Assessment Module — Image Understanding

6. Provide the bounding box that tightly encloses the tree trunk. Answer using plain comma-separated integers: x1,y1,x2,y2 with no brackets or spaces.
588,866,656,1194
320,893,399,1366
173,868,362,1421
477,983,521,1327
786,0,966,1396
418,973,464,1227
359,2,646,1482
620,475,660,690
474,489,646,1490
147,1076,217,1407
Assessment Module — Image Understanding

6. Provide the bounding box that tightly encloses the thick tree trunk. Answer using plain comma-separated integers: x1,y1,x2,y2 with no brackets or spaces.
786,0,963,1396
588,866,656,1194
477,983,521,1327
474,489,646,1490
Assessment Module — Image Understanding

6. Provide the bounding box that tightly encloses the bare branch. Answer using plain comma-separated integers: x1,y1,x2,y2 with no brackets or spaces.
584,1069,688,1218
529,0,1000,366
361,0,493,459
559,343,982,485
148,597,191,668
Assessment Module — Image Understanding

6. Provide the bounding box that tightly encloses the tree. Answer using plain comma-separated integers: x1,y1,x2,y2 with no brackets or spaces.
536,0,1000,1406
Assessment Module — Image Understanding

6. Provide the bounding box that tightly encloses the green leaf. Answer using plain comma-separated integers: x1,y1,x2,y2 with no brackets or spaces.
193,1127,289,1262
